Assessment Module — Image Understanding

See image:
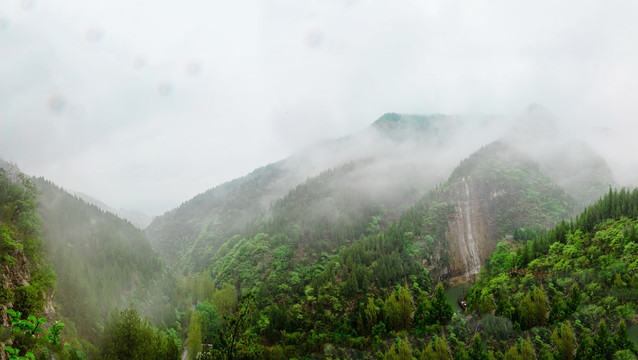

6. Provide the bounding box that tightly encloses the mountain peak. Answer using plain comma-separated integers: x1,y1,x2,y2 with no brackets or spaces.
511,103,558,137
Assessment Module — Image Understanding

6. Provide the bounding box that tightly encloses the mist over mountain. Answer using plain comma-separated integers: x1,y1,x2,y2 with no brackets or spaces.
71,191,152,229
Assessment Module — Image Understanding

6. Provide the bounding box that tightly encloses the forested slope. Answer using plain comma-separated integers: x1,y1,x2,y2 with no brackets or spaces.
33,178,182,348
464,187,638,359
146,113,502,274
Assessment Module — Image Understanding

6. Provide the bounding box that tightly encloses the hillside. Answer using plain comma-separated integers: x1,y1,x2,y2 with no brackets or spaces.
440,141,576,283
463,188,638,359
146,112,502,273
168,137,590,359
0,169,56,325
33,177,180,347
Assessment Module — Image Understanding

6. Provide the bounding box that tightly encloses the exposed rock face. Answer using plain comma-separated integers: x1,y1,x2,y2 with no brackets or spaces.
446,177,493,283
1,250,31,326
442,141,578,285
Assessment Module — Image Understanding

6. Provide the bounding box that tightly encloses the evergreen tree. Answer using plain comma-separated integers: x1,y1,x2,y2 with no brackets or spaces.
384,337,412,360
613,319,637,353
186,311,203,360
468,333,488,360
422,336,451,360
592,320,613,360
397,286,414,329
431,282,453,325
567,283,581,314
551,322,576,360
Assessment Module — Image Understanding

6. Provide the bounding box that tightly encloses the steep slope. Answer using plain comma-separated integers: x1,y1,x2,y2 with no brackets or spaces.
33,178,179,346
0,169,56,326
440,141,576,283
463,188,638,358
146,113,503,273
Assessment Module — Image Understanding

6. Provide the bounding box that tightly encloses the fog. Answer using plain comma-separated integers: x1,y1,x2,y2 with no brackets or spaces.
1,0,637,216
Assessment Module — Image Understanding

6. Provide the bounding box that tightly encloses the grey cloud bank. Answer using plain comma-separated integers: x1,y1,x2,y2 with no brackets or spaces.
1,0,637,215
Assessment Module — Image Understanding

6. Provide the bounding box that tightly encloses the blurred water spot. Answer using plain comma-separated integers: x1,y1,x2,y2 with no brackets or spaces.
305,30,323,48
184,61,201,76
85,28,103,42
157,83,173,96
133,56,146,70
0,18,7,31
48,95,66,114
21,0,34,10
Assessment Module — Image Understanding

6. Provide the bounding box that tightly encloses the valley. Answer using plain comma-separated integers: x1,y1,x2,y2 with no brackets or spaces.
1,108,636,360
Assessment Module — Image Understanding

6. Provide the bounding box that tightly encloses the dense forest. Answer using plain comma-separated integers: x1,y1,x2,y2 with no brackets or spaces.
1,112,635,360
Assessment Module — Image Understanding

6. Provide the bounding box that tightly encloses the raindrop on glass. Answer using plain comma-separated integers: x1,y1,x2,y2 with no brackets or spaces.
21,0,34,10
157,83,173,96
185,61,201,76
133,56,146,70
0,18,7,31
306,30,322,48
48,95,66,114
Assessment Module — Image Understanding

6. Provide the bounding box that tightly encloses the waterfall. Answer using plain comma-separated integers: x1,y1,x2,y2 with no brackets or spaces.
456,177,481,280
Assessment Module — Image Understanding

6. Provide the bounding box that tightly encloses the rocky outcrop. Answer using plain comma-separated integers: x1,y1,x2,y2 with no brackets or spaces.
446,177,494,284
0,250,31,326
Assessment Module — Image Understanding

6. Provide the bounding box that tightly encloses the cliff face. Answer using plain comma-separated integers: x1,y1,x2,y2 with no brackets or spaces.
446,177,490,282
0,250,31,326
442,142,577,284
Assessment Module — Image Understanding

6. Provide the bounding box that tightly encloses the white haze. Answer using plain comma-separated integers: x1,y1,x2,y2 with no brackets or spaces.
1,0,637,216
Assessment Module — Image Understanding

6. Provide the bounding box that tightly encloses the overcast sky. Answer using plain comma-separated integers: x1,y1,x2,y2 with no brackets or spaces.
1,0,637,215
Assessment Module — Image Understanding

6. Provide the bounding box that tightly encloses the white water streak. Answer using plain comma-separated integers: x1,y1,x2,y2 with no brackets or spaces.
456,177,481,280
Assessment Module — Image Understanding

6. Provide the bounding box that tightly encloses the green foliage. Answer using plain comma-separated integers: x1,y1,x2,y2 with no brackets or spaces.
384,337,412,360
3,310,72,360
32,177,177,346
98,305,180,360
0,171,55,315
201,292,263,360
468,333,488,360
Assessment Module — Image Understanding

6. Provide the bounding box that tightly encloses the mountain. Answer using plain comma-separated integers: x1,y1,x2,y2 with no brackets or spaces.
147,107,614,277
146,112,506,272
33,177,179,346
71,191,152,229
186,133,630,359
438,141,576,283
505,104,616,207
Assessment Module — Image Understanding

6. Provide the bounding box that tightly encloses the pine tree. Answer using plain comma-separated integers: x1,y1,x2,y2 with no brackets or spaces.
468,333,488,360
397,286,414,329
613,319,636,353
567,283,581,314
431,282,453,325
592,320,613,360
422,336,451,360
551,321,576,360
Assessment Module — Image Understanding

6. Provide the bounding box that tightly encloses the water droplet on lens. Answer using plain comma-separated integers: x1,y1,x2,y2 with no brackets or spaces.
306,30,322,48
0,18,7,31
185,61,201,76
158,83,173,96
133,56,146,70
21,0,34,10
48,95,66,113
